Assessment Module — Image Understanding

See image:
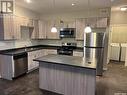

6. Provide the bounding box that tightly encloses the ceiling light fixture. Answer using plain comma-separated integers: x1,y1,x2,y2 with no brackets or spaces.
51,0,57,33
120,7,127,11
72,3,75,6
84,0,92,33
25,0,32,3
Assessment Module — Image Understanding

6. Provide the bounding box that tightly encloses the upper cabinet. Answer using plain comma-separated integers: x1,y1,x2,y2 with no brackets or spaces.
0,14,14,40
20,17,34,27
46,20,60,39
31,20,46,39
13,15,21,40
76,17,108,40
76,18,86,40
38,20,46,39
30,20,39,39
96,18,108,28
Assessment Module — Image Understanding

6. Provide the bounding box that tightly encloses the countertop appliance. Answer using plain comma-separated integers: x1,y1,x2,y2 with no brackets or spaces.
84,32,105,76
57,42,77,56
13,52,28,78
60,28,76,38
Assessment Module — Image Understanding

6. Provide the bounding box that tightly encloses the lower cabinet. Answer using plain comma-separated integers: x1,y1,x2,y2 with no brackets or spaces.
28,49,46,72
45,49,57,55
28,49,57,72
73,51,83,57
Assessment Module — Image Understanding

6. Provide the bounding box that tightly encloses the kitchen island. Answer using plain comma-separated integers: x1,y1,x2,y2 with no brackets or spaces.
34,54,96,95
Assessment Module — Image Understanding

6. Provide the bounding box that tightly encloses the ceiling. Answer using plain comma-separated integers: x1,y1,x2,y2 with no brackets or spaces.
15,0,111,14
111,0,127,11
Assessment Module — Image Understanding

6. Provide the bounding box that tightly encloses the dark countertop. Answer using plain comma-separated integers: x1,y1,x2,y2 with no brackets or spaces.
0,45,83,56
0,45,60,56
34,54,96,70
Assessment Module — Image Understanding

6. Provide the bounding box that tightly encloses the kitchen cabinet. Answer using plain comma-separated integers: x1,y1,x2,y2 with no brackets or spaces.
13,15,21,39
38,20,46,39
75,17,108,40
46,21,60,39
31,20,39,39
76,19,86,40
68,21,76,28
0,14,14,40
31,20,47,39
28,49,46,72
97,18,108,28
85,18,97,28
45,49,57,55
73,51,83,57
20,17,34,27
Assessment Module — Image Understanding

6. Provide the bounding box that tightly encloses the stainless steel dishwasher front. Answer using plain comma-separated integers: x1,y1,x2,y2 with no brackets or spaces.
13,53,28,78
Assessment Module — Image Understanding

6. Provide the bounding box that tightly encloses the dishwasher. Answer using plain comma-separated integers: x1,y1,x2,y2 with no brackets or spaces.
13,53,28,78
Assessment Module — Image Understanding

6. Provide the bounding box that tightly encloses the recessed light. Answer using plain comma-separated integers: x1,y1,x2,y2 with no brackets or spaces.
72,3,75,6
25,0,32,3
120,7,127,11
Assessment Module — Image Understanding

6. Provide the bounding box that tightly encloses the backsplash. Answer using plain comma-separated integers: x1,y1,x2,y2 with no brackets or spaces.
0,40,38,50
38,38,83,47
0,39,83,51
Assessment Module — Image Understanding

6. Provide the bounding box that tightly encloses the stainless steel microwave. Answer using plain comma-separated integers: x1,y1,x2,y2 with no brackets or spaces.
60,28,76,38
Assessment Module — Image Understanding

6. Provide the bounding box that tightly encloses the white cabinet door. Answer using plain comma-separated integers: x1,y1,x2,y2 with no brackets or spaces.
76,19,86,40
38,20,46,39
85,18,97,28
97,18,108,28
0,14,14,40
68,21,76,28
31,20,39,39
28,49,47,72
46,49,57,55
28,51,38,71
46,21,60,39
13,15,21,39
73,51,83,57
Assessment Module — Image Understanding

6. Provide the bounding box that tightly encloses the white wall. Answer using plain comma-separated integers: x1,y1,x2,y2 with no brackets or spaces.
110,11,127,43
111,11,127,25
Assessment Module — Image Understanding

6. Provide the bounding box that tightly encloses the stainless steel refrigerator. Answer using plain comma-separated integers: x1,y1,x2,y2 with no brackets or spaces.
84,32,105,76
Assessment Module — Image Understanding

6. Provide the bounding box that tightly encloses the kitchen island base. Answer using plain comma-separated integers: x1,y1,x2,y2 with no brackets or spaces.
39,62,96,95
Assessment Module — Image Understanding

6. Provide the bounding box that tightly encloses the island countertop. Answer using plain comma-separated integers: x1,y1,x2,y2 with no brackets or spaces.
34,54,96,70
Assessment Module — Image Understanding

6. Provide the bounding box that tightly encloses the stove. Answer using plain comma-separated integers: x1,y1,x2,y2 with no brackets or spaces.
57,43,77,56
